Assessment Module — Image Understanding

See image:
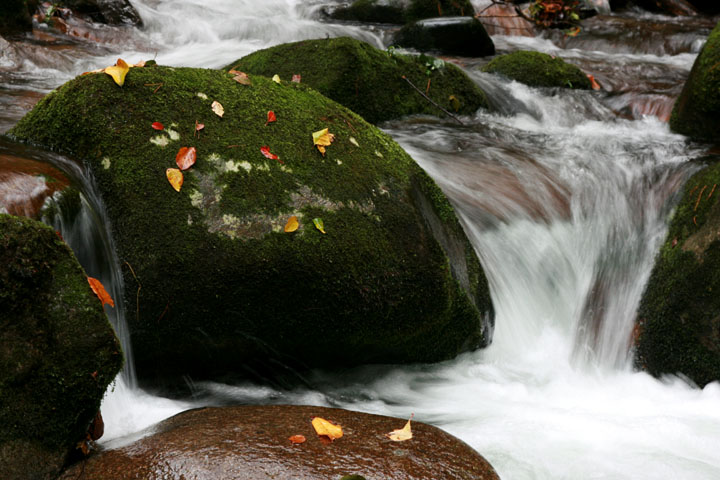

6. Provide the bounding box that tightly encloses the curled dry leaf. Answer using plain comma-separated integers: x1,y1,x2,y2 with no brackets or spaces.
175,146,197,171
284,215,299,233
195,120,205,135
211,100,224,118
166,168,183,192
289,434,306,444
311,417,342,441
266,111,276,125
587,74,602,91
88,277,115,308
104,58,130,87
272,74,281,84
313,217,326,235
292,74,302,83
386,414,413,442
151,122,164,131
230,71,252,85
312,128,335,156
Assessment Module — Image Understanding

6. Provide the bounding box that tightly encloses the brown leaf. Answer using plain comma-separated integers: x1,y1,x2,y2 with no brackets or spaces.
176,147,197,171
289,434,306,444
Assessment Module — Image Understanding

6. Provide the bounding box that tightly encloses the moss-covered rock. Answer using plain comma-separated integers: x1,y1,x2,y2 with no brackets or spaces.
635,160,720,387
481,50,592,90
0,0,32,33
10,63,493,385
394,17,495,57
331,0,475,24
227,37,488,124
669,21,720,143
0,214,122,480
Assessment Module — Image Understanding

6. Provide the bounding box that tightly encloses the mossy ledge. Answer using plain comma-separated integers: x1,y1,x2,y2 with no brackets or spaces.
0,214,122,480
481,51,592,90
227,37,488,124
635,159,720,387
669,21,720,143
10,64,493,385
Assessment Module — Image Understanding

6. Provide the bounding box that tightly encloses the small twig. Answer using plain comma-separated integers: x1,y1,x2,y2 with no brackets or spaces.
694,185,707,211
401,75,464,125
157,302,170,323
226,144,240,148
707,183,717,201
144,82,163,93
124,261,141,323
343,118,357,133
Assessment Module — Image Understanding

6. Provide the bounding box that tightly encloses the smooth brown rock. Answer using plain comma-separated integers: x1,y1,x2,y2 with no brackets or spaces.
0,152,69,218
60,405,499,480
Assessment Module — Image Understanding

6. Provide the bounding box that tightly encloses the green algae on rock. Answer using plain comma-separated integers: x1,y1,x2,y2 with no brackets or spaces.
635,159,720,387
481,51,592,90
10,64,494,385
669,21,720,143
331,0,475,24
227,37,488,124
0,214,122,480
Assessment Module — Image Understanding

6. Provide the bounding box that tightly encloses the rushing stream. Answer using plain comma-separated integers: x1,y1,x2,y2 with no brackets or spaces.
2,1,720,478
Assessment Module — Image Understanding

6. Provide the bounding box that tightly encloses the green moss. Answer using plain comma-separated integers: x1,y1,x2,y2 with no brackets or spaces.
669,21,720,142
482,51,592,90
0,214,122,477
635,161,720,387
10,64,493,383
227,37,488,124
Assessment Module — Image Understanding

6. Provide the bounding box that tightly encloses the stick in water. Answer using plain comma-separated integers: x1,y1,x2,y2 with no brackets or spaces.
401,75,464,125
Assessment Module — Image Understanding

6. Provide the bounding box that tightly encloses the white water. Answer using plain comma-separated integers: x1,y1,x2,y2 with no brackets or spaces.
6,0,720,478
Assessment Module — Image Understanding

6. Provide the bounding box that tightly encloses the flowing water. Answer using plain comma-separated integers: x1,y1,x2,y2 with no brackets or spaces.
2,1,720,478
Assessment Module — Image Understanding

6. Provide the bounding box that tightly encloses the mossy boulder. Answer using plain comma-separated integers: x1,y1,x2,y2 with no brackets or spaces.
10,64,494,385
0,214,122,480
331,0,475,24
394,17,495,57
481,51,592,90
669,21,720,143
635,160,720,387
0,0,32,33
228,37,488,124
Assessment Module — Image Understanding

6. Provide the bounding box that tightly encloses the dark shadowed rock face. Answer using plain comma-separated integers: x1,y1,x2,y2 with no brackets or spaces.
395,17,495,57
60,405,500,480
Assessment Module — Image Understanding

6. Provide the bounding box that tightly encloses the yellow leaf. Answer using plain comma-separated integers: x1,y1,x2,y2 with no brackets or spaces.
449,94,460,112
349,136,359,147
313,217,326,234
211,100,224,117
166,168,183,192
312,128,335,156
272,74,281,84
104,58,129,87
386,414,413,442
311,417,342,440
284,215,299,233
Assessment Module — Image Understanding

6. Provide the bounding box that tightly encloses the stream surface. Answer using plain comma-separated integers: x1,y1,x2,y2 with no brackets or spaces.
2,1,720,478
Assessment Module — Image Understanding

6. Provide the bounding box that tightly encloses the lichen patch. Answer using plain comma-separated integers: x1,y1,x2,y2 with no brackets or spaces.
150,135,170,147
101,157,111,169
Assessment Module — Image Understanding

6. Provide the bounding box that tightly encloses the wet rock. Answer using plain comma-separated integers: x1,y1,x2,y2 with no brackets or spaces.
685,0,720,14
59,405,500,480
0,150,70,218
61,0,142,26
10,64,494,385
475,1,535,37
330,0,475,24
670,21,720,142
228,37,489,124
635,159,720,387
0,214,123,480
0,0,33,33
482,51,592,90
395,17,495,57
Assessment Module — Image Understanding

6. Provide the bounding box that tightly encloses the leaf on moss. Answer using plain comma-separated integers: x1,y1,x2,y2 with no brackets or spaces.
104,58,130,87
312,417,342,441
312,128,335,156
349,136,359,147
386,414,413,442
211,100,224,117
272,74,281,84
266,111,277,125
88,277,115,308
260,146,283,163
285,215,299,233
229,70,252,85
449,95,460,112
166,168,183,192
151,122,164,131
313,217,326,234
175,147,197,170
292,74,302,83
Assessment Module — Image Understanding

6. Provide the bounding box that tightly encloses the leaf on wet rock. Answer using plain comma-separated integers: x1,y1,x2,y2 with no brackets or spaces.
88,277,115,308
292,74,302,83
386,414,413,442
313,217,326,234
151,122,164,131
175,147,197,170
587,74,601,91
311,417,342,441
284,215,299,233
272,74,281,84
166,168,183,192
289,434,306,444
266,111,276,125
104,58,130,87
211,100,224,117
312,128,335,156
260,145,282,163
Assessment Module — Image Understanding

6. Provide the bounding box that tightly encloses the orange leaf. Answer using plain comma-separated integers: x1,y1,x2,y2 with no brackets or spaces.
311,417,343,441
266,111,276,125
151,122,164,130
312,128,335,156
166,168,183,192
104,58,130,87
284,215,299,233
289,434,306,444
587,74,601,91
260,146,283,164
176,147,197,171
88,277,115,308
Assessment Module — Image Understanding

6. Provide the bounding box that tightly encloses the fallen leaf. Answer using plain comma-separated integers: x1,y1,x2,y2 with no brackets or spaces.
312,417,342,440
386,414,413,442
312,128,335,156
285,215,299,233
195,120,205,136
231,71,252,85
292,74,302,83
81,68,104,76
151,122,164,131
260,145,279,160
211,100,224,117
289,434,306,444
313,217,326,234
266,111,277,125
88,277,115,308
104,58,130,87
349,137,359,147
175,146,197,170
134,60,147,68
166,168,183,192
587,74,601,91
449,94,460,112
272,74,281,84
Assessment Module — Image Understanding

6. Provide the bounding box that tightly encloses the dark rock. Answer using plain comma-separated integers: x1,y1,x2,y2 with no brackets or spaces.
63,0,142,26
331,0,475,24
59,405,500,480
635,160,720,387
395,16,495,57
686,0,720,14
228,37,489,124
670,21,720,142
10,64,494,386
610,0,701,15
0,214,123,480
481,50,592,90
0,0,32,33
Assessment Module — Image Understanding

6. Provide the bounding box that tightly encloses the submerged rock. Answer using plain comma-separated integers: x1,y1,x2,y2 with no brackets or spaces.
0,214,122,480
59,405,500,480
395,17,495,57
228,37,488,124
670,21,720,143
10,64,494,385
481,51,592,90
635,159,720,387
331,0,475,24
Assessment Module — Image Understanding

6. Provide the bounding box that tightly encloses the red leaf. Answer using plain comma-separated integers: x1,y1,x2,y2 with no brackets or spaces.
151,122,164,130
260,146,283,163
176,146,197,170
195,120,205,132
88,277,115,308
266,111,276,125
292,74,301,83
